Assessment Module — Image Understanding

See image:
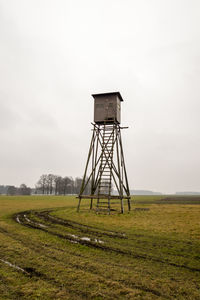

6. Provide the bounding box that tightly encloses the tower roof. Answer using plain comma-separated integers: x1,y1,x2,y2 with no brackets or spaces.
92,92,124,102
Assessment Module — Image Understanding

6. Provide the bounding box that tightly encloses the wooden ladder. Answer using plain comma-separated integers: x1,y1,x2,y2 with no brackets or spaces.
97,125,114,213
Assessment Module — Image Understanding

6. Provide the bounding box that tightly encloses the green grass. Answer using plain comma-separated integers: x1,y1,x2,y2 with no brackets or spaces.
0,195,200,299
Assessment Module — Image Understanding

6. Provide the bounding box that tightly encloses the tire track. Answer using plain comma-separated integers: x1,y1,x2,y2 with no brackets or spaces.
14,210,200,274
36,210,127,239
6,208,199,299
0,230,164,299
10,211,170,298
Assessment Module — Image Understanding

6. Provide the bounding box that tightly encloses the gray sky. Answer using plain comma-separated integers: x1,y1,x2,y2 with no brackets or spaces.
0,0,200,193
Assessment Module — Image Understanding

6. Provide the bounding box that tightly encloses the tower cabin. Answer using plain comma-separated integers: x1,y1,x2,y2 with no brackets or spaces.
92,92,123,125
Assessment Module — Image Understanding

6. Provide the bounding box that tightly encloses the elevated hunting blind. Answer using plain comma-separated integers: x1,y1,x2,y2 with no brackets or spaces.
77,92,131,214
93,92,123,124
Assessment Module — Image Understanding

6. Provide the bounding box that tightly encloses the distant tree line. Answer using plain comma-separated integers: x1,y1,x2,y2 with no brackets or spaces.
6,184,31,196
0,175,90,196
0,185,8,195
35,174,90,195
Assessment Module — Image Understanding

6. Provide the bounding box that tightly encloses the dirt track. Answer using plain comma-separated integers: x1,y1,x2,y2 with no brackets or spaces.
13,209,200,273
10,209,168,298
0,206,199,299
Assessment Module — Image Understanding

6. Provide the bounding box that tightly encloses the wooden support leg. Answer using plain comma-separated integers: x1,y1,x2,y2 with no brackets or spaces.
108,198,111,215
96,197,100,213
128,198,131,211
90,198,93,210
120,198,124,214
77,197,82,212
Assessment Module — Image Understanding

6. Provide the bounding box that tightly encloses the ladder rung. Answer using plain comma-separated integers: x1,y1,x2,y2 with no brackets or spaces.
99,186,110,187
99,181,110,182
101,160,112,161
101,166,111,168
101,158,112,160
101,159,112,161
101,180,111,181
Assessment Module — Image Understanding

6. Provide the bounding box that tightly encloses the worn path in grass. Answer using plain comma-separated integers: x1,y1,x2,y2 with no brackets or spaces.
0,195,200,299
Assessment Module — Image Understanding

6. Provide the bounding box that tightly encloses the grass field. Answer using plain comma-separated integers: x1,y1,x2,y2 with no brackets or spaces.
0,195,200,299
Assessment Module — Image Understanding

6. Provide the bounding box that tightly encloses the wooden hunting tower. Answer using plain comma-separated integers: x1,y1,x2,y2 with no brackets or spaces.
77,92,131,214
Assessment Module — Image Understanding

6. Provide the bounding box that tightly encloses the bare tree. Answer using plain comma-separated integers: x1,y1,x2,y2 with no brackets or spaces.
36,174,47,194
7,186,17,195
62,176,74,195
36,174,90,195
19,184,31,195
74,177,82,194
54,176,63,195
46,174,55,195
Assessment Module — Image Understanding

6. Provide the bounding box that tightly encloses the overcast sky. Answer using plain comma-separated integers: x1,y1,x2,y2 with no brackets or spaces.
0,0,200,193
